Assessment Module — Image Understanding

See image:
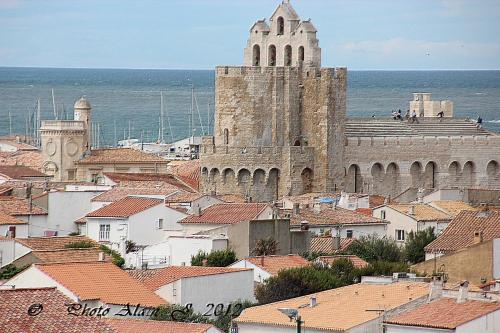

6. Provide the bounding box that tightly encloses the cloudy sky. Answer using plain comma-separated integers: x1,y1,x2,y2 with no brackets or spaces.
1,0,499,70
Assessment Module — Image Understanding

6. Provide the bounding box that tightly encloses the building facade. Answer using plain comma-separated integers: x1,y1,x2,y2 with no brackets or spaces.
200,2,500,202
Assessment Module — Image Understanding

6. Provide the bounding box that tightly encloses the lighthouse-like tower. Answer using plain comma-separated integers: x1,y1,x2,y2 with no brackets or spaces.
40,97,92,182
200,1,347,202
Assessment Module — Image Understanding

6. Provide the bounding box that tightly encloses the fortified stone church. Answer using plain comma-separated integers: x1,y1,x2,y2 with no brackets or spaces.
200,1,500,201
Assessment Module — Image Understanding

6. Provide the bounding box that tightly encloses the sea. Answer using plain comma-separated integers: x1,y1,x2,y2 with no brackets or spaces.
0,67,499,146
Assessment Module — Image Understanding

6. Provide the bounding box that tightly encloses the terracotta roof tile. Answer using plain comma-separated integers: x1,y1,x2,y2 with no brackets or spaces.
0,138,38,151
169,160,200,191
76,148,167,164
429,200,478,217
310,236,356,254
128,266,250,290
91,186,180,202
103,172,195,192
369,195,387,208
0,196,47,216
87,196,163,218
0,287,116,333
30,249,113,264
385,298,500,329
16,236,98,251
234,282,429,331
387,203,452,222
0,211,27,225
425,210,500,253
216,194,247,203
0,150,44,171
164,191,205,203
283,192,338,206
105,318,222,333
316,255,369,269
180,203,269,225
289,206,385,226
35,262,166,307
0,165,48,179
246,254,310,276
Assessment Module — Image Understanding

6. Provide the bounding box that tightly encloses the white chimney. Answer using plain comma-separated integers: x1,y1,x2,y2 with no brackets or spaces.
310,295,317,307
98,252,105,262
457,281,469,304
313,203,321,214
427,278,443,302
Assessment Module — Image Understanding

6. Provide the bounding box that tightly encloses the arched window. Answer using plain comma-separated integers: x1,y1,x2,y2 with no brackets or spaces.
252,44,260,66
223,128,229,145
298,46,305,62
284,45,292,66
277,17,284,35
268,45,276,66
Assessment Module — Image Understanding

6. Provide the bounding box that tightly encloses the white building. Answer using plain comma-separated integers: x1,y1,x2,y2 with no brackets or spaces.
0,197,47,237
84,196,187,253
128,266,255,315
0,213,28,240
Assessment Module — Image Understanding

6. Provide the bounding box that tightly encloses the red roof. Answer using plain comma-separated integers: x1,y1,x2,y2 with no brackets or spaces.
105,318,222,333
103,172,195,192
316,255,369,268
0,196,47,216
86,196,163,218
128,266,250,290
425,210,500,254
0,165,48,179
0,287,115,333
385,298,500,329
246,254,310,276
310,236,356,253
180,203,269,225
0,211,27,225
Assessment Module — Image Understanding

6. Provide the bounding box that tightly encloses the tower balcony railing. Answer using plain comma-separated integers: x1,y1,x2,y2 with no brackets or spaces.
40,120,85,131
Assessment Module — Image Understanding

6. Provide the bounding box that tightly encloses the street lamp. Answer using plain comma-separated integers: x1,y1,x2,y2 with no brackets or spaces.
278,308,303,333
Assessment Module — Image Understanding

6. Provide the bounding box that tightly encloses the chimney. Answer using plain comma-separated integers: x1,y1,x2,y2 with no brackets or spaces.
427,278,443,302
473,231,483,244
313,203,321,214
332,236,341,251
457,281,469,304
194,206,202,217
98,252,105,262
293,203,300,216
408,205,415,216
309,295,317,308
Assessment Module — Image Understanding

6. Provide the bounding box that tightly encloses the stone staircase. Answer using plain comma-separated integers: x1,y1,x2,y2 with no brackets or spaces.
346,118,493,137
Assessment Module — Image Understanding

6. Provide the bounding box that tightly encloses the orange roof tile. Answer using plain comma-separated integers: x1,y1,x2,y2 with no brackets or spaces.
216,194,247,203
0,150,44,171
234,282,429,331
29,249,113,264
0,211,27,225
128,266,250,290
369,195,387,208
169,159,200,191
246,254,310,276
76,148,167,164
283,192,338,206
0,165,48,179
103,172,195,192
0,287,115,333
387,203,452,222
35,262,166,307
16,236,98,251
429,200,478,217
164,191,205,203
289,206,385,226
105,318,222,333
0,196,47,216
385,298,500,329
86,196,163,218
317,255,369,269
180,203,269,225
91,186,180,202
310,236,356,254
425,210,500,253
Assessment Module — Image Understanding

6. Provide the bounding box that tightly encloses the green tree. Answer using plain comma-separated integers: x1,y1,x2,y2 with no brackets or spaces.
346,234,403,262
213,299,255,332
0,264,29,279
404,228,436,264
191,249,237,267
252,237,279,256
99,245,125,267
125,240,138,254
152,304,212,324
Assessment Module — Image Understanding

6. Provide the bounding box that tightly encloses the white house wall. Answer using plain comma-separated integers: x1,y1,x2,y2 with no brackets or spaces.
0,239,30,268
168,236,228,266
494,238,500,279
373,207,416,242
0,225,28,239
456,309,500,333
17,215,47,237
229,260,270,283
385,324,452,333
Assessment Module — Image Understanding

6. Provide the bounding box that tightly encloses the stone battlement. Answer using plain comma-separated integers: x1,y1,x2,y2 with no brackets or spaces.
215,66,346,79
346,135,500,147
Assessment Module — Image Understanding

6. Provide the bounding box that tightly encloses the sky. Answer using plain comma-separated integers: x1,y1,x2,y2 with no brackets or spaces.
1,0,500,70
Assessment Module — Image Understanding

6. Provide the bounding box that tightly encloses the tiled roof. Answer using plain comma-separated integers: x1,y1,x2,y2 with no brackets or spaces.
105,318,221,333
0,165,48,179
369,195,386,208
385,298,500,329
289,206,385,226
0,150,44,171
216,194,247,203
355,208,373,216
0,211,27,225
164,191,205,203
103,172,195,192
310,236,356,254
76,148,167,164
169,159,200,191
0,138,38,151
0,186,13,195
36,262,166,307
425,210,500,253
86,196,163,218
0,196,47,216
283,192,338,206
0,287,115,333
128,266,250,290
316,255,369,269
16,236,99,251
29,249,113,264
91,186,180,202
429,200,478,217
246,254,310,276
179,203,269,225
387,203,452,222
234,282,429,331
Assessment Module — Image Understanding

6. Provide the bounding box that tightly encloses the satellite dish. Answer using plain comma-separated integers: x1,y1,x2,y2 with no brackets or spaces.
278,308,298,321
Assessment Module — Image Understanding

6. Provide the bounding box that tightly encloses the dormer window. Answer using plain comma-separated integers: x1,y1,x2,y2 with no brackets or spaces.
277,16,284,35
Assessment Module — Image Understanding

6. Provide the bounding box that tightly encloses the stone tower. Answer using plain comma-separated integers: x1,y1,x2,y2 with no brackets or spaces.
200,1,347,202
40,97,92,182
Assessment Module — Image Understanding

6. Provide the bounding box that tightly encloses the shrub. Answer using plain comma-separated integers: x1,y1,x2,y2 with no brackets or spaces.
64,240,95,249
404,228,436,264
99,245,125,267
252,237,278,256
191,249,237,267
0,264,29,279
346,234,403,262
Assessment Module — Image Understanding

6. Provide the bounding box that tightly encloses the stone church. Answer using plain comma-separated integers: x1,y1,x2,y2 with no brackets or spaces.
200,1,500,201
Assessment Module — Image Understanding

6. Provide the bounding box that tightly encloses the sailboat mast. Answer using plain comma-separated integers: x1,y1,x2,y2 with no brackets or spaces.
165,93,174,143
160,91,165,143
193,91,205,136
190,85,194,141
36,98,41,147
51,89,57,120
8,111,12,136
